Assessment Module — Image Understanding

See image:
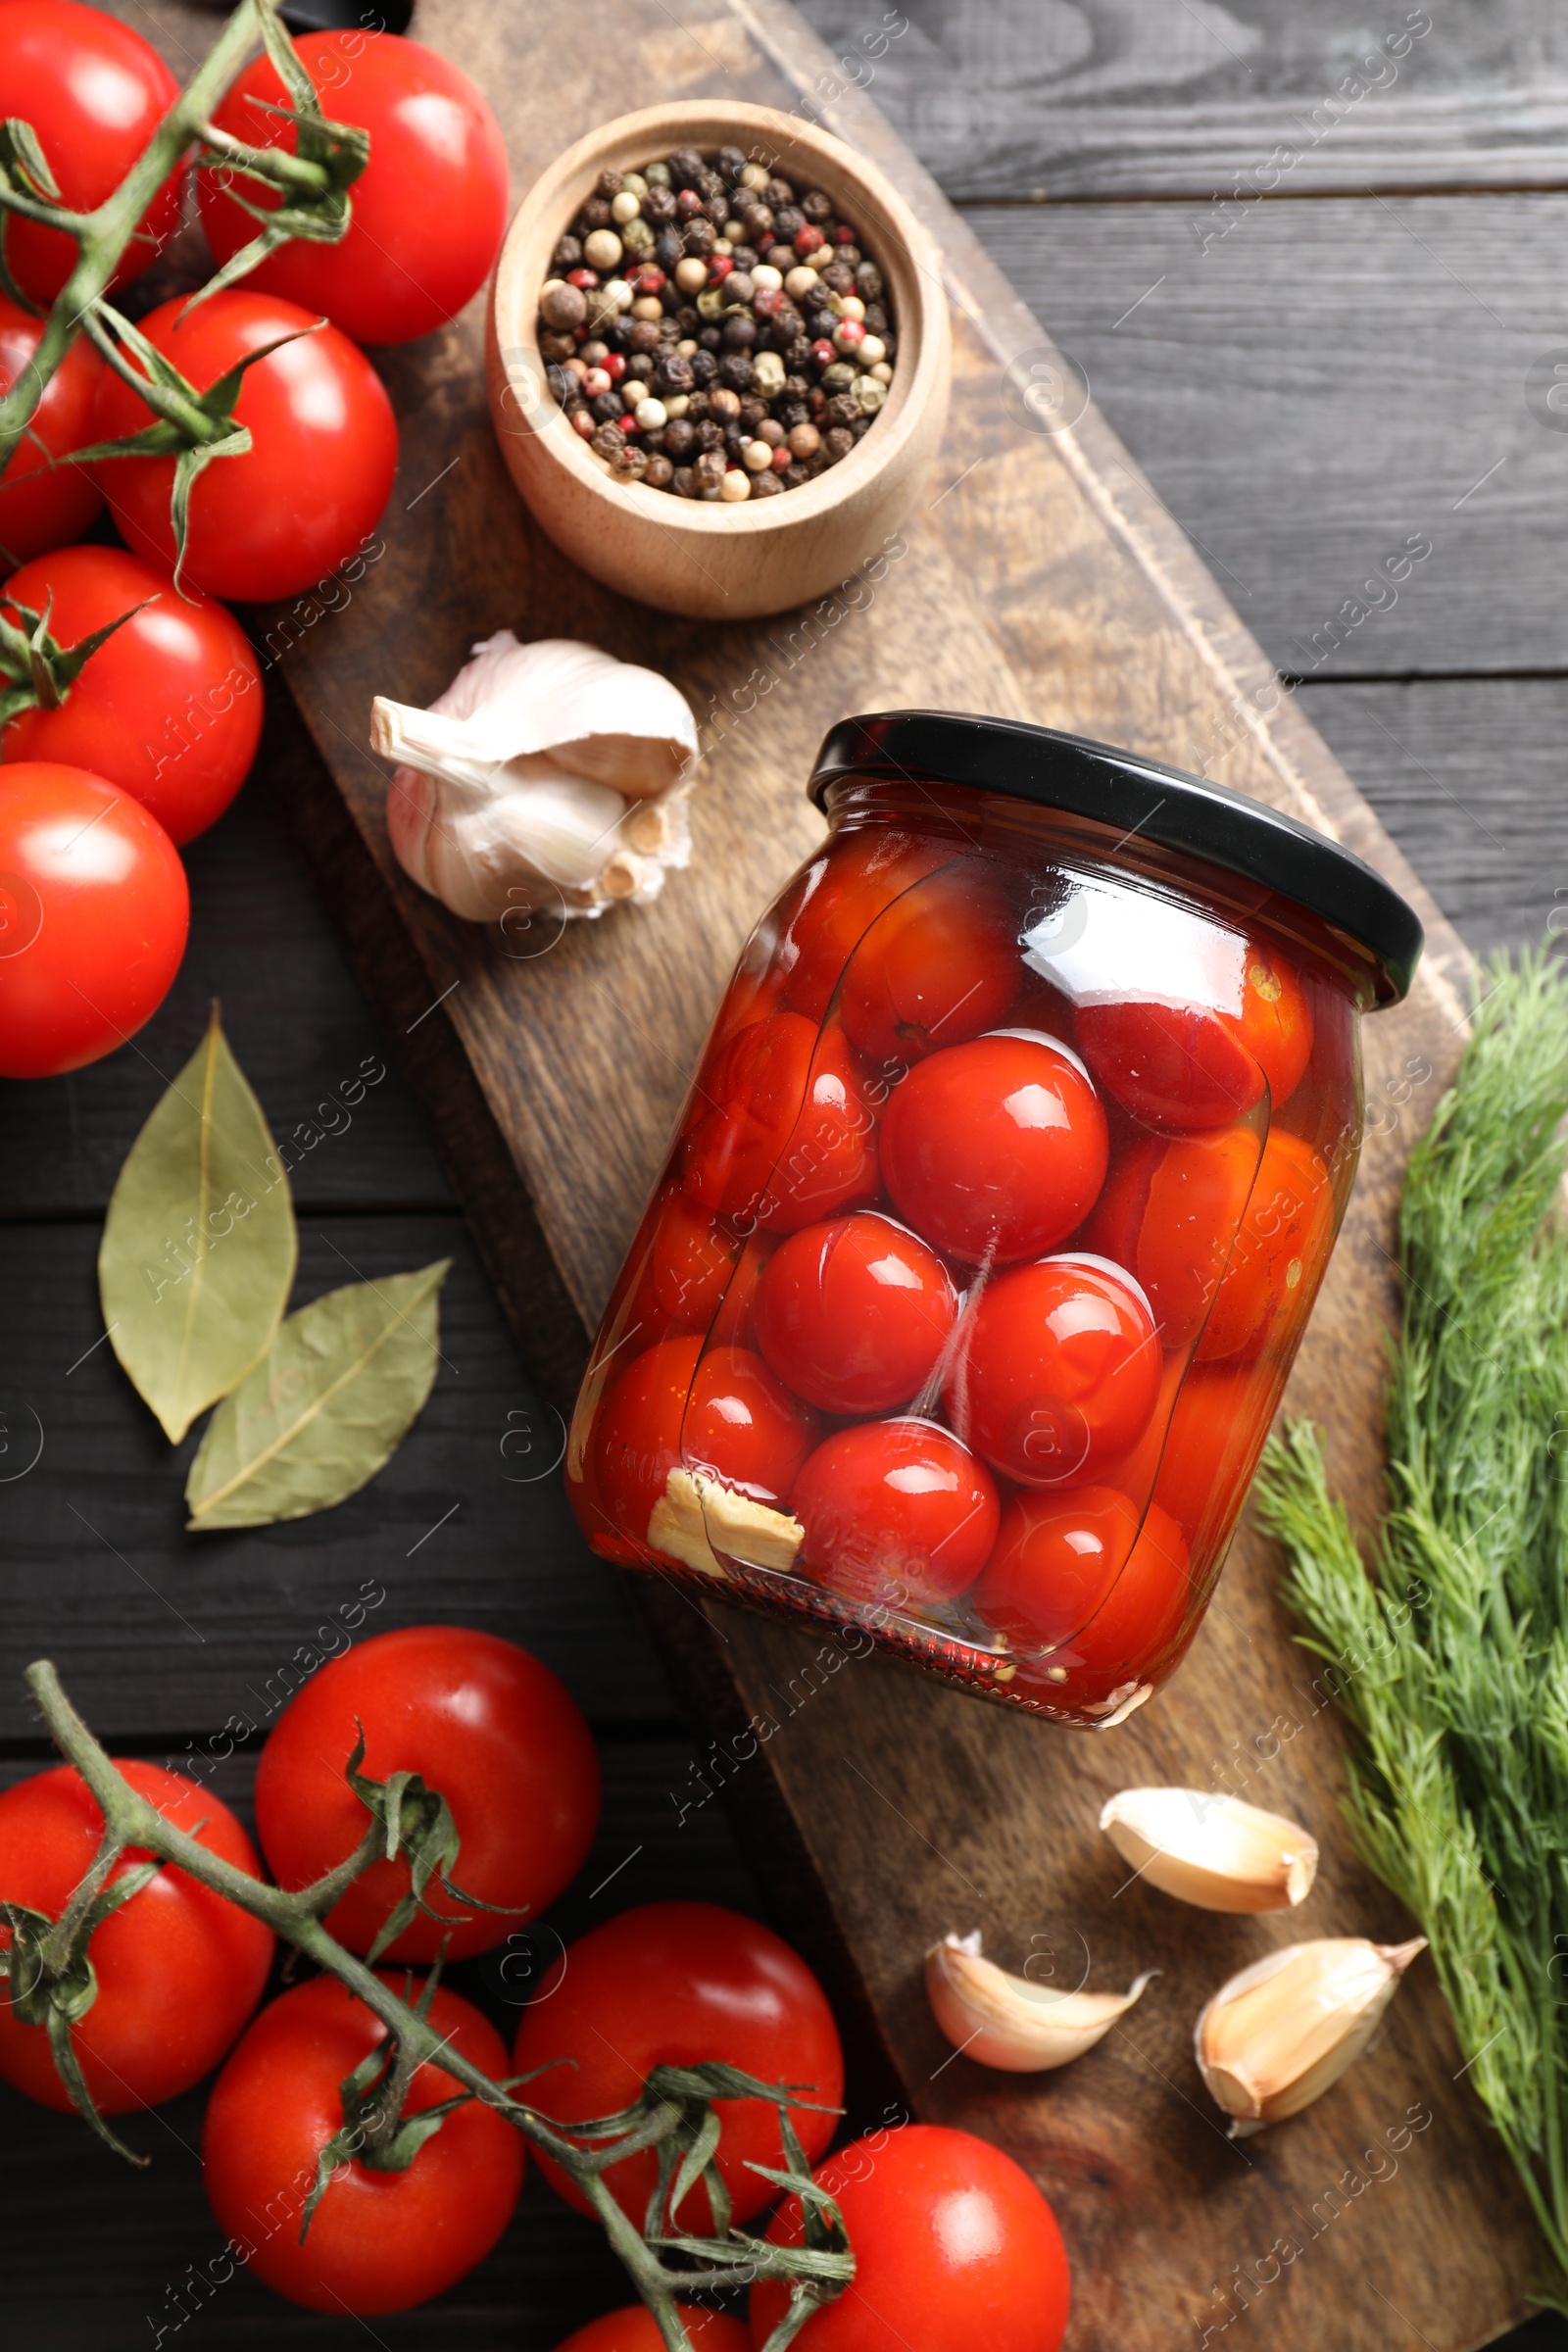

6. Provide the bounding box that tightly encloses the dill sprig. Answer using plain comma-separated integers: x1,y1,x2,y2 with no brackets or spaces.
1255,951,1568,2307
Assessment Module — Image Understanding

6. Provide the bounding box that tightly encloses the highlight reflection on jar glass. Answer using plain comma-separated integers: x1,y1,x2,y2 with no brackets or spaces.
567,713,1423,1726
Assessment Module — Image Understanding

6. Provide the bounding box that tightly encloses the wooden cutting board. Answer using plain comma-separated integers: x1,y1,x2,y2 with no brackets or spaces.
125,0,1529,2340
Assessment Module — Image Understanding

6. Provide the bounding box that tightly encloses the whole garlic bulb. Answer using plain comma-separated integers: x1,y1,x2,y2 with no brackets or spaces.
372,632,699,922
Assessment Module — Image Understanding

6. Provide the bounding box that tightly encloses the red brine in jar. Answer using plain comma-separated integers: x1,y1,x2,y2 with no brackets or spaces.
566,712,1422,1726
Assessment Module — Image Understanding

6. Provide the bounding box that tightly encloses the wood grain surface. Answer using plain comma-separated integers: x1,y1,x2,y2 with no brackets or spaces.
10,0,1547,2346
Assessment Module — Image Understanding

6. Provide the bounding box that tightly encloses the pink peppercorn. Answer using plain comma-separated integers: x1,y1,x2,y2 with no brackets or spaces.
633,266,665,295
709,255,734,282
770,443,791,471
601,352,626,381
566,267,599,289
809,338,834,369
571,410,595,438
834,222,858,243
794,224,825,256
581,366,611,396
836,318,866,350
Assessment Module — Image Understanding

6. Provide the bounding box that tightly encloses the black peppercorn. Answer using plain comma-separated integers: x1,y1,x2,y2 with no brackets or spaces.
682,218,716,259
856,263,883,299
801,189,832,221
718,353,754,393
851,414,872,439
695,417,724,453
739,393,768,429
686,388,710,419
879,331,897,361
820,262,855,296
752,468,783,497
654,353,694,396
671,466,698,497
708,386,742,422
722,315,757,351
669,146,704,188
784,340,813,375
773,206,805,242
823,424,855,463
545,363,573,402
663,416,696,459
674,303,701,334
694,448,727,490
580,196,612,231
642,185,677,227
624,357,656,388
626,319,660,354
551,234,582,270
596,168,624,199
658,310,682,337
728,244,759,273
675,187,705,221
697,169,725,204
716,144,747,183
781,461,811,489
654,226,683,271
539,329,576,366
591,420,625,458
644,453,674,489
696,326,721,355
741,204,774,242
605,317,633,352
589,391,622,424
806,308,836,342
764,176,794,210
612,444,648,481
863,303,888,335
704,193,728,227
823,392,859,428
766,243,797,275
777,397,809,429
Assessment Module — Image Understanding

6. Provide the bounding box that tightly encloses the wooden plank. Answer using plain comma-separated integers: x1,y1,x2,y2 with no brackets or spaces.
1301,677,1568,957
0,1213,674,1738
41,5,1537,2347
796,0,1568,198
0,761,451,1220
963,191,1568,679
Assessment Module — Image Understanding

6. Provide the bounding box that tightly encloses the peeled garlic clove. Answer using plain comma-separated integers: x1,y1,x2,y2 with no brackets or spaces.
1100,1788,1318,1912
925,1932,1155,2073
647,1467,804,1579
1195,1935,1426,2136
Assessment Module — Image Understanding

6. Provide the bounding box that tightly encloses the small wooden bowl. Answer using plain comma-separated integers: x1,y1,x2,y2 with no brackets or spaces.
486,101,952,621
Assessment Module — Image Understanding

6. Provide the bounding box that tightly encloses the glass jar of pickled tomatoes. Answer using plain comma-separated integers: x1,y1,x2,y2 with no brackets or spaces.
567,712,1422,1728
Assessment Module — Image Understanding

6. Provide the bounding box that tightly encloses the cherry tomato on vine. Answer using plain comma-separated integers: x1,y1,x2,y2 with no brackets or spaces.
202,1971,523,2315
839,865,1019,1064
792,1418,999,1605
1081,1124,1261,1348
2,546,262,843
881,1032,1107,1265
89,291,398,602
780,832,948,1025
198,32,510,346
0,760,188,1079
514,1901,843,2232
0,294,103,564
1197,1129,1334,1362
754,1211,957,1415
0,0,182,305
254,1626,600,1964
750,2124,1071,2352
0,1762,272,2115
943,1253,1160,1489
558,2309,750,2352
682,1015,878,1232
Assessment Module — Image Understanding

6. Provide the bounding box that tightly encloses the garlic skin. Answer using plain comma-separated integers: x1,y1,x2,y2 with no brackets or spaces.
1195,1935,1427,2136
1100,1788,1319,1912
925,1931,1155,2073
372,632,698,922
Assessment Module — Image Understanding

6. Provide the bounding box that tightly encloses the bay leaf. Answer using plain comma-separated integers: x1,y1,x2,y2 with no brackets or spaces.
99,1011,297,1444
184,1261,450,1530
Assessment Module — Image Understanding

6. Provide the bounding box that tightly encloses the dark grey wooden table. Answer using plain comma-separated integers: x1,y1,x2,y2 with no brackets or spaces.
4,1,1565,2342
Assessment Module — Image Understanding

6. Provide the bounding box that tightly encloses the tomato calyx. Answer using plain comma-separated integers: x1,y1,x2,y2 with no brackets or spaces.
0,588,153,725
189,4,369,304
0,1830,161,2164
300,1965,483,2233
342,1724,511,1964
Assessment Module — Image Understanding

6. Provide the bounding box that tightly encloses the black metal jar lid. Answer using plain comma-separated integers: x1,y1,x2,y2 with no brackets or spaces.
809,710,1424,1005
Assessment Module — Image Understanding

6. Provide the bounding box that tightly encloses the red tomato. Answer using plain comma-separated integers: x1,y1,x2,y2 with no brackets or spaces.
1012,1502,1189,1710
2,547,261,843
0,760,188,1079
881,1032,1107,1265
0,0,182,305
839,865,1019,1063
944,1253,1160,1488
1218,941,1313,1107
90,291,398,602
750,2124,1071,2352
973,1484,1143,1649
683,1015,878,1232
254,1626,600,1964
203,1972,523,2315
1081,1125,1261,1348
597,1335,819,1546
781,832,948,1025
1076,997,1263,1130
646,1183,741,1328
557,2310,750,2352
792,1417,999,1605
0,1761,271,2115
754,1211,957,1414
707,1232,771,1350
198,32,510,346
0,294,103,564
514,1901,843,2232
1152,1359,1284,1547
1197,1130,1334,1362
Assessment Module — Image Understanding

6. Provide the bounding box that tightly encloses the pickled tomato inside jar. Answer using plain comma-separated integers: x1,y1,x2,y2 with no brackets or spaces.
1197,1129,1334,1362
681,1015,879,1234
595,1335,817,1554
780,831,950,1024
792,1418,1000,1607
975,1490,1190,1704
880,1031,1108,1266
753,1210,958,1416
943,1253,1161,1489
1081,1123,1262,1349
838,864,1020,1064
